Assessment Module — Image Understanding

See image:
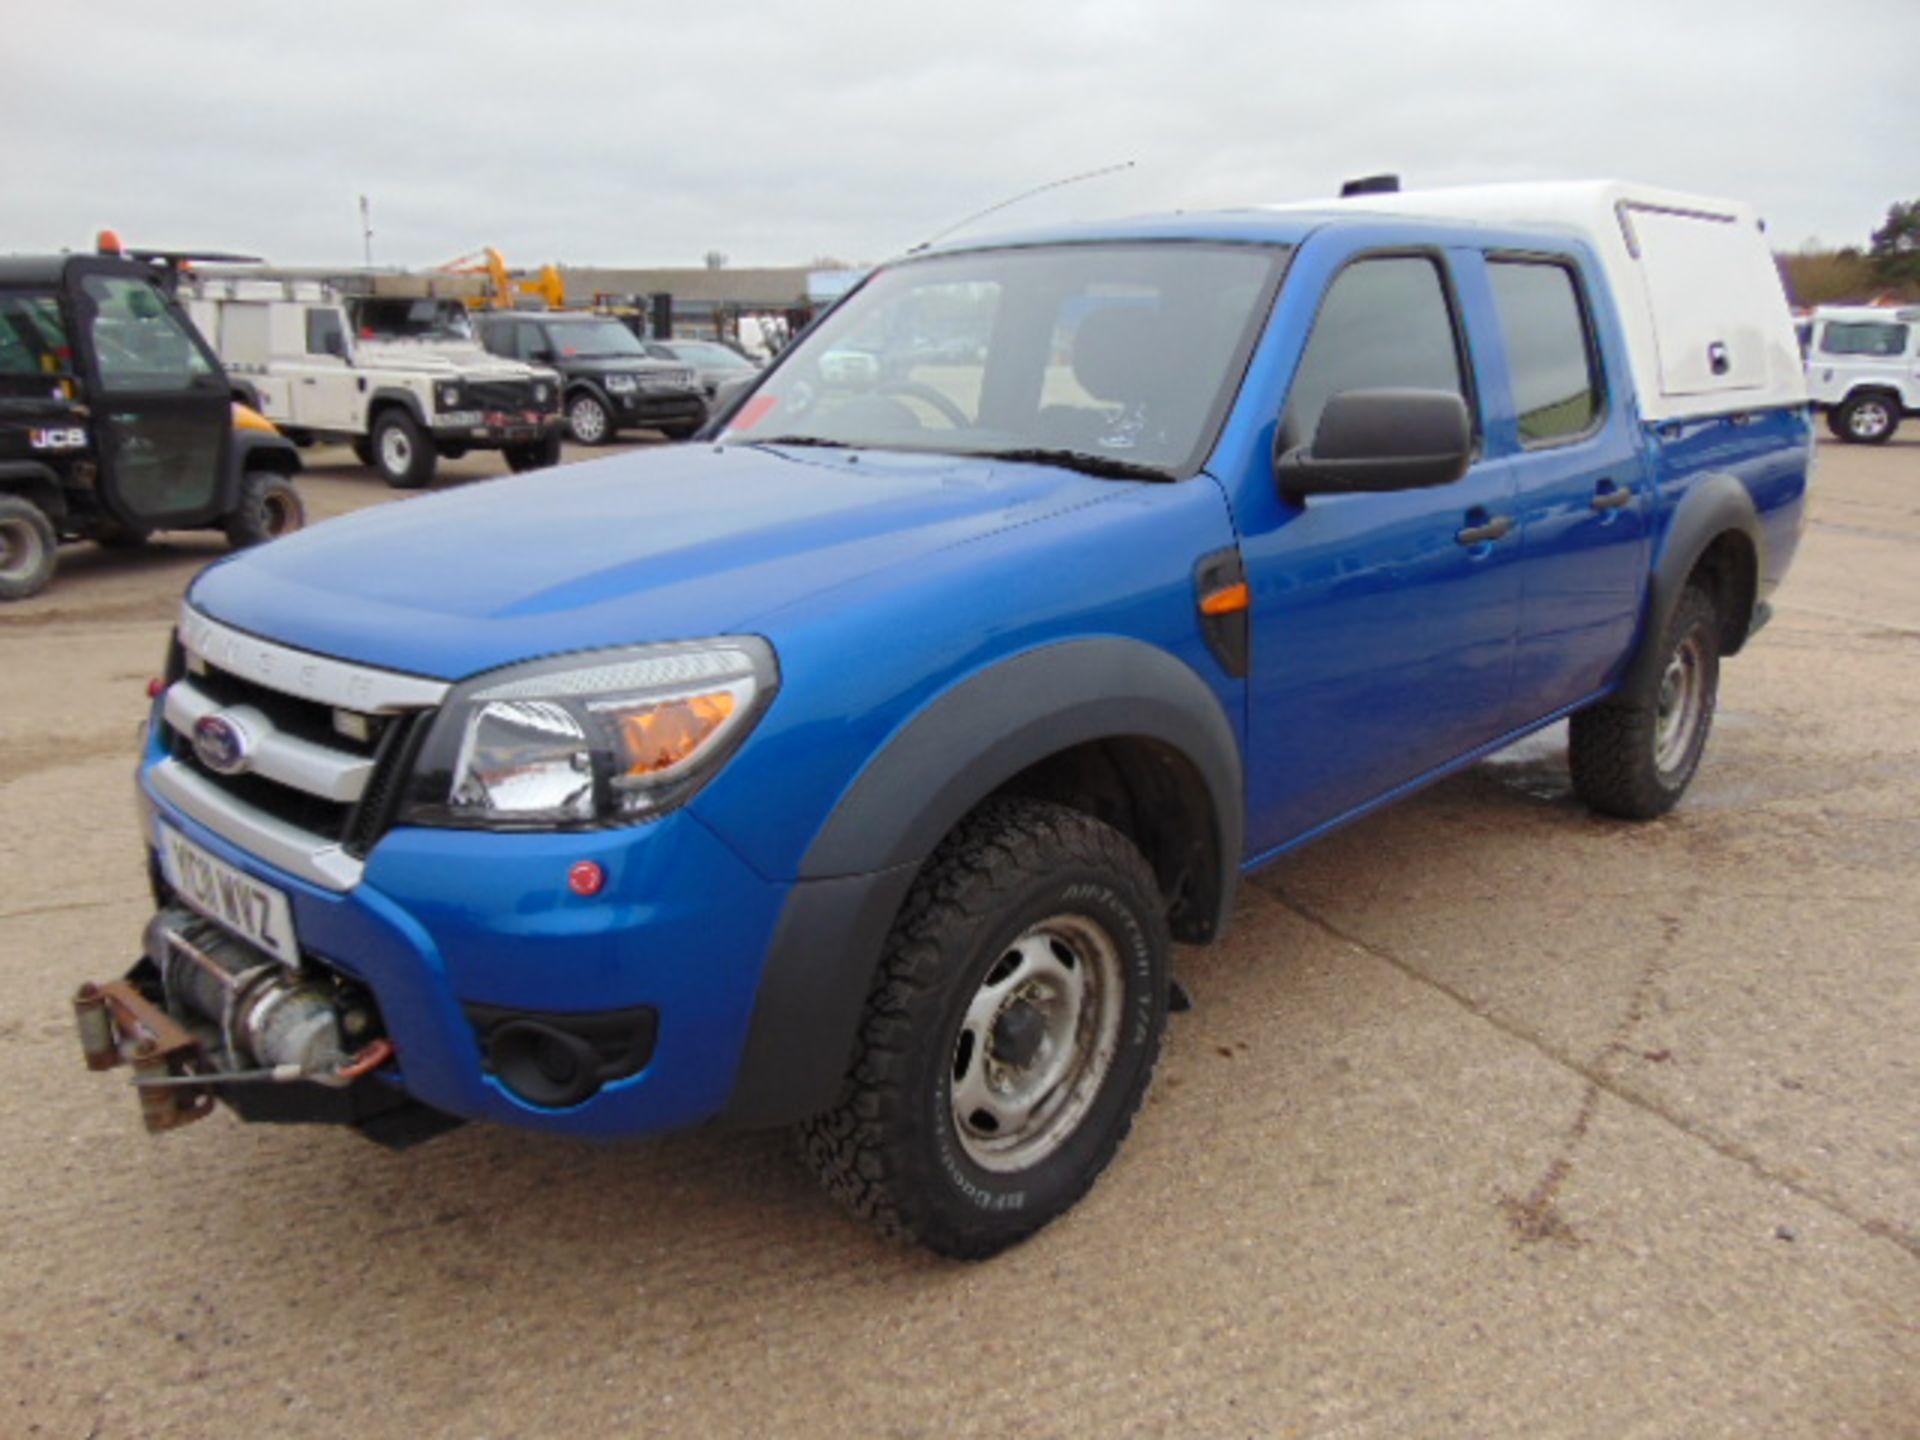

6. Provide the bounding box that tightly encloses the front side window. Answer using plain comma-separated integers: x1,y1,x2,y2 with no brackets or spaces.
306,308,346,357
1819,321,1909,358
83,275,214,393
1487,259,1603,446
727,243,1286,476
0,293,68,378
1281,255,1466,452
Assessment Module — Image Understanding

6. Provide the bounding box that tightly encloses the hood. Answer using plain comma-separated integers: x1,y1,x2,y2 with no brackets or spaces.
188,444,1127,680
562,356,690,378
354,337,543,380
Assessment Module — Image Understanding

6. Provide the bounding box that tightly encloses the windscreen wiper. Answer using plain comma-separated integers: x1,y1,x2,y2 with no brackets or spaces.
744,435,850,448
972,447,1174,482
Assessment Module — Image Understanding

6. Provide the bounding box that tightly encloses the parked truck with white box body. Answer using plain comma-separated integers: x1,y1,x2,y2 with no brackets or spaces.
181,277,563,488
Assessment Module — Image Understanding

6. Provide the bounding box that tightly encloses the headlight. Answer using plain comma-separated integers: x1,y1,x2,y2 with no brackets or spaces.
401,638,778,829
437,382,462,408
603,373,639,392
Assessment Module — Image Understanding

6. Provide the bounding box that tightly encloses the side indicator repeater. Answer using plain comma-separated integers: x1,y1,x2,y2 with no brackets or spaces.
1199,581,1250,616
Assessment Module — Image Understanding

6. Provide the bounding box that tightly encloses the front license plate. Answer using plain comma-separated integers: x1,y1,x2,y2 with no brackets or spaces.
155,822,299,967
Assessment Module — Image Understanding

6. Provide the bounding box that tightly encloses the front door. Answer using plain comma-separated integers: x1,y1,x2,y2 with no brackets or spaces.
76,268,230,529
1240,250,1520,857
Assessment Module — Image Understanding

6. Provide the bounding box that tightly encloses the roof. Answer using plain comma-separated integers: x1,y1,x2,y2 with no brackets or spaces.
0,255,84,287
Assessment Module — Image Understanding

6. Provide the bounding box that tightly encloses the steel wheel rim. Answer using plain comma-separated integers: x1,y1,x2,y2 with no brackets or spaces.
571,397,606,443
949,912,1124,1173
0,517,42,582
1654,632,1706,774
380,426,413,474
1851,401,1891,439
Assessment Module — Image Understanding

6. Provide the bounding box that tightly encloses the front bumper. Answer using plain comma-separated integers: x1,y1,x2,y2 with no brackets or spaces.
609,389,707,427
133,750,792,1141
433,410,563,445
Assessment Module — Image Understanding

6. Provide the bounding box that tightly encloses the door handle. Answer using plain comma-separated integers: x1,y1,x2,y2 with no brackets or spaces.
1591,481,1634,512
1456,515,1512,546
301,378,317,385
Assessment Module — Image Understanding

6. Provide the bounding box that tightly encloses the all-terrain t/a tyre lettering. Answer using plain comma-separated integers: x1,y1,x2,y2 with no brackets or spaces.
801,798,1169,1259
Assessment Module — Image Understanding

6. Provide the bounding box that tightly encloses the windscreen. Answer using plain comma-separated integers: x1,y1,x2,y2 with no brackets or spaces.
550,319,647,357
725,243,1285,475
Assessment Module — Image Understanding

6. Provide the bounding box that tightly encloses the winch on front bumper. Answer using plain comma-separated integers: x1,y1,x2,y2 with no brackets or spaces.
73,905,462,1148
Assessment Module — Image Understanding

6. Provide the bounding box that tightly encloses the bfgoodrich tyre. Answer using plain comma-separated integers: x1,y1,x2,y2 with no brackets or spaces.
1569,583,1721,819
801,798,1169,1259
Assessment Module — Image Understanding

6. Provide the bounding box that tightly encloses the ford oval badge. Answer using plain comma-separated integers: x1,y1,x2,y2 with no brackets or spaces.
192,714,253,776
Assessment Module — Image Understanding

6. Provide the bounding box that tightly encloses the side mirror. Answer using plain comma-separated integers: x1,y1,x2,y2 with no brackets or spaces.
1277,388,1471,500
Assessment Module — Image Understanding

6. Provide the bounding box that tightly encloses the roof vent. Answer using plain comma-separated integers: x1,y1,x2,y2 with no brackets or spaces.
1339,174,1401,197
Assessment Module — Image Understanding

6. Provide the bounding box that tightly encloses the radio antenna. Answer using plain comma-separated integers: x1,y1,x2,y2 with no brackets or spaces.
906,160,1136,254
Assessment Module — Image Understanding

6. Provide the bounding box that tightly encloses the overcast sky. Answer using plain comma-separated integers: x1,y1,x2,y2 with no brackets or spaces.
4,0,1911,271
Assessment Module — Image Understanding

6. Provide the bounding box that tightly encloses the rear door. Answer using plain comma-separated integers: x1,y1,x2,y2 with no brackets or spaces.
1480,253,1649,723
75,267,230,528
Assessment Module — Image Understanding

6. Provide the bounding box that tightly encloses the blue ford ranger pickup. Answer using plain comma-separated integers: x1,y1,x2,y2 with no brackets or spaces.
75,181,1811,1257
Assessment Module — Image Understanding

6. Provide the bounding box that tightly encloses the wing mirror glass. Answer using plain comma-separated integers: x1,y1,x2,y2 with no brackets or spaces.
1276,388,1471,499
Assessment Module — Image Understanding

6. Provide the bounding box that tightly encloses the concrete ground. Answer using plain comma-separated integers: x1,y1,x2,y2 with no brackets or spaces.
0,435,1914,1438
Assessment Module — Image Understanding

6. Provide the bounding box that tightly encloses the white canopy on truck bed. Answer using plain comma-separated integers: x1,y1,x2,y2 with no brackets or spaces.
1265,181,1808,424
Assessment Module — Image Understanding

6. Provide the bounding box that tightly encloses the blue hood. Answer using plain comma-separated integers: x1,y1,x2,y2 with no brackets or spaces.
189,444,1124,679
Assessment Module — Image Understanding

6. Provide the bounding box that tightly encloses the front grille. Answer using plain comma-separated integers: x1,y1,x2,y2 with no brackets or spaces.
465,379,536,412
156,609,452,886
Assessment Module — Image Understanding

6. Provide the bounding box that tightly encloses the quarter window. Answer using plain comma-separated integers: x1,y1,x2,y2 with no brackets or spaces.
0,294,68,377
1282,256,1466,451
1819,321,1909,358
1487,260,1603,446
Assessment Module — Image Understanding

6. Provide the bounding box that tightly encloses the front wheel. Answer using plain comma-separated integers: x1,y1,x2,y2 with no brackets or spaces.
371,410,435,490
1830,393,1900,445
801,799,1169,1259
1569,583,1721,819
224,471,307,549
567,391,613,445
504,431,563,473
0,495,58,601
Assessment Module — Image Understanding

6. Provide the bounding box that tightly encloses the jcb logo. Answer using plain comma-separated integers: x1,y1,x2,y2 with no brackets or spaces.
30,427,86,451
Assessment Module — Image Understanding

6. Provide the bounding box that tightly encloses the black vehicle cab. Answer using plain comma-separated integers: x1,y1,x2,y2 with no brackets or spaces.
474,311,706,445
0,248,303,600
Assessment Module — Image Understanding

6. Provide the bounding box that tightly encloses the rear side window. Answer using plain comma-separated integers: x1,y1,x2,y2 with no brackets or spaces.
1819,321,1909,358
1282,255,1465,452
1487,260,1603,446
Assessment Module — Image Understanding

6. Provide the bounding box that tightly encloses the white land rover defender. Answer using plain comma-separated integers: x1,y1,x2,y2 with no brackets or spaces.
1803,303,1920,444
181,277,564,488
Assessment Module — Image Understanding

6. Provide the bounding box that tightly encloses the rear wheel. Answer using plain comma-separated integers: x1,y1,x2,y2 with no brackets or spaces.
1831,392,1900,444
801,798,1169,1259
567,391,612,445
224,471,306,548
1569,583,1720,819
0,496,58,601
372,410,434,489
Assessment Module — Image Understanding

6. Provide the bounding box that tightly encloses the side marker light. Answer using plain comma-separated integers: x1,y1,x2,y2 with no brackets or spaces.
569,861,607,897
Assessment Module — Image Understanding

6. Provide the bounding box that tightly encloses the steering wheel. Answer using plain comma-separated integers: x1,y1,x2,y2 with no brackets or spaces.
876,381,968,428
